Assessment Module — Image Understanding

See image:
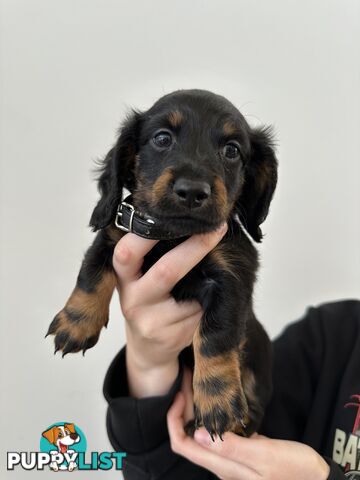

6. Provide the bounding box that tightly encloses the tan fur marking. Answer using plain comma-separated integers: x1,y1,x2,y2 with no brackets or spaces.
192,327,248,433
223,120,237,136
209,245,231,272
168,110,183,127
57,271,117,341
68,271,116,321
208,244,239,280
151,169,173,204
213,176,228,217
239,337,247,351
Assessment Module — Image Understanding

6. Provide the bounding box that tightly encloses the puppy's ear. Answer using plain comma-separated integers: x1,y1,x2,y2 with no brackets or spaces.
42,426,57,445
236,126,278,242
89,110,142,231
64,423,76,434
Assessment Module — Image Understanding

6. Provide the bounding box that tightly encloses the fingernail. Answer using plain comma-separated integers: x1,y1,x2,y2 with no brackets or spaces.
194,429,212,447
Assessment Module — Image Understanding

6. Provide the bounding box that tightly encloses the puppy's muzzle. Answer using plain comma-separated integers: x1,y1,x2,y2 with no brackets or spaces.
173,178,211,209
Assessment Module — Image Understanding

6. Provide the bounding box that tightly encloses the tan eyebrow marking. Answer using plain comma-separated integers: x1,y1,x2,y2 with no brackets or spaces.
168,110,183,127
223,120,239,136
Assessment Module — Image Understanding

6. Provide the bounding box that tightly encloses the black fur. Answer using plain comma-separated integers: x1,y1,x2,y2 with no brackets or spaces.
48,89,278,437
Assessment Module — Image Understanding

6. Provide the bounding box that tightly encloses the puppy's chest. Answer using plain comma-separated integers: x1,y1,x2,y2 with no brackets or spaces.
141,239,219,304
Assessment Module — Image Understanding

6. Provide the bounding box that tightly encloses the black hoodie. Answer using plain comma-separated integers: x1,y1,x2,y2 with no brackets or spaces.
104,300,360,480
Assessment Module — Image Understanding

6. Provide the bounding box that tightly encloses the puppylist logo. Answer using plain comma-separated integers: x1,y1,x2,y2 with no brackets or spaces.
7,422,126,472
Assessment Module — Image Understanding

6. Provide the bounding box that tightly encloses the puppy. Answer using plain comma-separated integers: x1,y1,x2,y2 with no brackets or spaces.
47,89,277,438
42,423,80,471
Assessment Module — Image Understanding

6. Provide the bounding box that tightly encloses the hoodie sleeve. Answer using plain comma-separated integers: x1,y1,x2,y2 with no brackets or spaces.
324,457,347,480
260,300,360,480
259,306,325,440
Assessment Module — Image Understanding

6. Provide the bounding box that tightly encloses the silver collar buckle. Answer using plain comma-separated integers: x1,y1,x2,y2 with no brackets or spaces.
115,201,136,233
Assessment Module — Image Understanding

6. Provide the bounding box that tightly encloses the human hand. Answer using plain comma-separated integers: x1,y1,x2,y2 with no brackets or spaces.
112,224,227,397
167,374,330,480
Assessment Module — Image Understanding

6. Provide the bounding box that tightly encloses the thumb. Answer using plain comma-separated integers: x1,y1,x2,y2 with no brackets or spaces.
181,367,194,423
194,428,214,447
168,391,186,420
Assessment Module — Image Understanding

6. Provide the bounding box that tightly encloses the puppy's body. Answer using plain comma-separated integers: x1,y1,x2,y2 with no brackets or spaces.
142,219,272,436
47,89,277,438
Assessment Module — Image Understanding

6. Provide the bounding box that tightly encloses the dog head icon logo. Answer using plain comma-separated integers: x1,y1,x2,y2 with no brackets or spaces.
8,421,126,471
42,423,80,454
40,422,86,472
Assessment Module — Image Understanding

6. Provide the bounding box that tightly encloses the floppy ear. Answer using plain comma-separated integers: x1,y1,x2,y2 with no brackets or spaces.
42,426,57,445
89,110,142,231
236,126,278,242
64,423,76,434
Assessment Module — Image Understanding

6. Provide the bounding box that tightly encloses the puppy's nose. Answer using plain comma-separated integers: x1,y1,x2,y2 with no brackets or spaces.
173,178,211,208
70,433,78,440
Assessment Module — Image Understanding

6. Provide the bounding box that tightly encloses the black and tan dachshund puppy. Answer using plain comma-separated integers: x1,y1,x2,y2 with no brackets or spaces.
47,89,277,438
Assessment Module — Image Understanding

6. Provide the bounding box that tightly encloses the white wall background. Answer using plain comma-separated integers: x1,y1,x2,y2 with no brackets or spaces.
1,0,359,478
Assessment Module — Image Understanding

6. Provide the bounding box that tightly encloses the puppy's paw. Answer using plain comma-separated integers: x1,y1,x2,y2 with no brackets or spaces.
193,377,248,439
46,307,104,356
68,461,77,472
47,271,116,356
192,344,250,439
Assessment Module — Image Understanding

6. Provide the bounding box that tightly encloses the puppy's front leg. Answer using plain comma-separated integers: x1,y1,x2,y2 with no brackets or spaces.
192,277,249,439
47,228,121,355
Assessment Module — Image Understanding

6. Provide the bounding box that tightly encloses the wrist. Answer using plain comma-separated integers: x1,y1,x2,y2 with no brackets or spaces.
125,345,179,398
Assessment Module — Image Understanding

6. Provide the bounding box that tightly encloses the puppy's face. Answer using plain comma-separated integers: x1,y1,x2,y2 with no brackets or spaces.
90,90,278,242
132,91,250,236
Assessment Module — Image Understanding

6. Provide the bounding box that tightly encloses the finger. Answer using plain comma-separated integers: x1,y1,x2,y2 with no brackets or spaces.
194,429,266,467
137,224,227,302
168,391,186,424
252,433,267,439
167,398,257,480
181,367,193,396
113,233,158,284
146,298,202,325
162,312,201,347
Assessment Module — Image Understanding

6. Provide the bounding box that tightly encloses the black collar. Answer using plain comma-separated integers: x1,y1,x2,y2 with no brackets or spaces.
114,195,187,240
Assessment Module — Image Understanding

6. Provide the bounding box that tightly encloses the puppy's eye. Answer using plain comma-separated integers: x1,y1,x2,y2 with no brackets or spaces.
223,142,241,160
153,131,172,149
58,432,63,438
65,430,70,435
